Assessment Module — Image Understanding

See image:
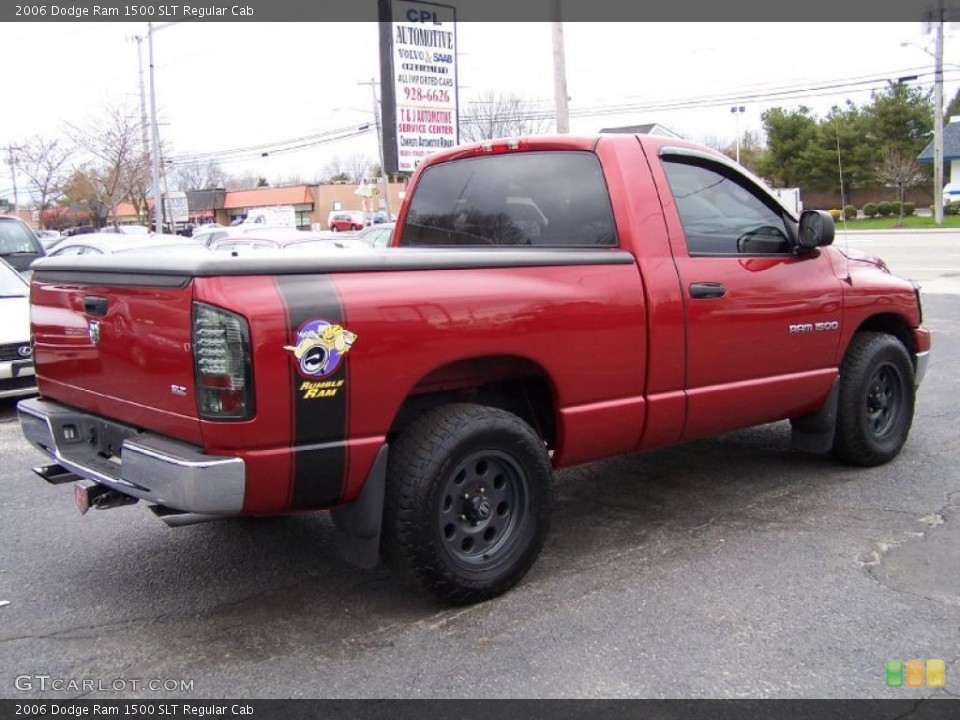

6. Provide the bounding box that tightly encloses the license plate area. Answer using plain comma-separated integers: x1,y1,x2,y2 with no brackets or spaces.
52,417,138,481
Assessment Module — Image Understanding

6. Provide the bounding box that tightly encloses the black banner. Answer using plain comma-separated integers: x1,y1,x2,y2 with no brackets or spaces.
1,699,958,719
0,0,955,22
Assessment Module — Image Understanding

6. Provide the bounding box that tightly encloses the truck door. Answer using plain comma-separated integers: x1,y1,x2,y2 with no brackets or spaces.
648,147,844,440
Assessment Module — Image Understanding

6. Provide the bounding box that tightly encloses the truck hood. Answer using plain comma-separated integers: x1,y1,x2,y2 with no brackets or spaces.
834,246,890,273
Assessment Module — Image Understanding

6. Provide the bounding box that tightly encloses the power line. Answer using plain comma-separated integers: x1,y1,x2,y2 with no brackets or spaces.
168,123,375,164
170,127,374,167
460,65,953,126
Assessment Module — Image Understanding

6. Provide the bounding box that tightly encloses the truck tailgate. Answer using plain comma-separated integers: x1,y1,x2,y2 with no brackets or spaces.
30,273,202,444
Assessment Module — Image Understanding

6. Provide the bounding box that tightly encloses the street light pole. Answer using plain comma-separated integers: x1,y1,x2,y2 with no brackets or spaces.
6,146,20,218
369,79,391,218
550,1,570,133
730,106,745,164
148,22,162,233
357,80,391,219
934,19,945,226
128,34,149,153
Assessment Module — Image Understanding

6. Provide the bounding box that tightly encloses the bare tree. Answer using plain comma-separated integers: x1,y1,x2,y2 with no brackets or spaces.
68,106,149,228
275,173,304,187
877,149,925,223
345,153,373,184
222,172,262,191
458,92,551,143
173,159,227,191
319,155,350,183
13,137,74,227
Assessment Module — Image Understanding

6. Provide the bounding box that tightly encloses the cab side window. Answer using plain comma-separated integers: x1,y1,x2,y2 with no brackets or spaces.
662,157,791,256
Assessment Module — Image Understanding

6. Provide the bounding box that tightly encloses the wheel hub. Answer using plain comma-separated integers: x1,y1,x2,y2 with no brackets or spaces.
438,449,530,568
463,491,492,523
866,365,900,435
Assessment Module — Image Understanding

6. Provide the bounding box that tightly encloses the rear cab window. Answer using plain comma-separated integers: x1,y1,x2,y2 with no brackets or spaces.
400,151,618,248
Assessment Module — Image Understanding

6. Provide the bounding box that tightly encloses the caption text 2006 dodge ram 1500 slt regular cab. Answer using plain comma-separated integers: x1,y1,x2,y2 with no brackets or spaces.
18,134,931,604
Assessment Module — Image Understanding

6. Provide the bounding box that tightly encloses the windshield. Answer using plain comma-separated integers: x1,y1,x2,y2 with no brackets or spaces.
0,260,29,297
0,218,42,256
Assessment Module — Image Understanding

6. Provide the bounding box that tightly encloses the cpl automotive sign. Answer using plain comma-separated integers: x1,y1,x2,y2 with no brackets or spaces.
379,0,458,174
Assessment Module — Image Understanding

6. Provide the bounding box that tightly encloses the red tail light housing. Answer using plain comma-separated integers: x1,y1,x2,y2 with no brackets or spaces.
192,302,254,420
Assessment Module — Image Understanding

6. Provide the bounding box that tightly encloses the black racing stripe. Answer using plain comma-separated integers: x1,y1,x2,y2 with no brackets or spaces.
274,275,349,510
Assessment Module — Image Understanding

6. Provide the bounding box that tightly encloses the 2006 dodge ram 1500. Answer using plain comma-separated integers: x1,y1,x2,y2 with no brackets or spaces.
19,134,931,604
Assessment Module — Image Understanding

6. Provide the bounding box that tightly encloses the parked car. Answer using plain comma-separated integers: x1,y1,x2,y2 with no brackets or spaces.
210,230,370,254
0,257,35,400
0,214,46,276
327,210,366,232
63,225,97,237
48,233,209,257
99,225,150,235
193,225,296,248
191,223,225,237
354,222,395,249
34,229,64,250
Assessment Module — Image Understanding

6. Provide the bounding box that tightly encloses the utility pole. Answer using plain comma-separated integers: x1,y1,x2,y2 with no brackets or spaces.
146,23,177,233
6,146,20,217
550,0,570,133
148,23,162,233
358,78,391,218
127,34,149,152
934,16,945,226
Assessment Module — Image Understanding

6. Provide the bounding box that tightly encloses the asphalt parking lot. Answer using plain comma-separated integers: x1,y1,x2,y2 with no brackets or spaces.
0,234,957,699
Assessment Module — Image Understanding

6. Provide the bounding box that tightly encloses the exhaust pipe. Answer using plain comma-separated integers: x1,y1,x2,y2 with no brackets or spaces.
33,463,80,485
149,505,226,527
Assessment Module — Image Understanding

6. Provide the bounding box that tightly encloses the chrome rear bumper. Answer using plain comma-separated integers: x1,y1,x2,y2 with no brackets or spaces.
18,397,245,515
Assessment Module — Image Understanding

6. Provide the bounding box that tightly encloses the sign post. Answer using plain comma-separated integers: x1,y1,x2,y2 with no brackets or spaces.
163,191,189,231
379,0,458,175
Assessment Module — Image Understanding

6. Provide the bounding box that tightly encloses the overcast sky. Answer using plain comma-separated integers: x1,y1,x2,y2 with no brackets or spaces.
1,21,954,195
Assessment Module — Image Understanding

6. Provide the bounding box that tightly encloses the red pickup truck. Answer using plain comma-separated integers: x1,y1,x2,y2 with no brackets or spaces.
18,135,930,604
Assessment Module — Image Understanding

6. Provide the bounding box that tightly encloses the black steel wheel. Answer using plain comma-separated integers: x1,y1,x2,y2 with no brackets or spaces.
382,404,552,604
438,449,530,569
832,332,915,467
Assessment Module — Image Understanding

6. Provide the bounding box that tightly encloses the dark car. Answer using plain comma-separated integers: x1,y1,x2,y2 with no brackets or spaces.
0,215,46,275
63,225,97,237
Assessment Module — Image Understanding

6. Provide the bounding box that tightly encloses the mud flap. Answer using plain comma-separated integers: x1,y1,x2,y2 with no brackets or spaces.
331,445,388,569
790,377,839,454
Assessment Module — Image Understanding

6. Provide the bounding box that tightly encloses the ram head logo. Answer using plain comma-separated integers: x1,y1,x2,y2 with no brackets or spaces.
284,320,357,378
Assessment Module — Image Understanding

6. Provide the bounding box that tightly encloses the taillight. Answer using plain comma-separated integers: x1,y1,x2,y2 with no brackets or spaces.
192,302,254,420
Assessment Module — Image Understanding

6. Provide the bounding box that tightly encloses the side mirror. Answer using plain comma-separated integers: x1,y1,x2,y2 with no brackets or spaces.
796,210,835,253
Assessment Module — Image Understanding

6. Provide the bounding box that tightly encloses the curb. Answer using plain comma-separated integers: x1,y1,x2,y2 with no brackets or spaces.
836,228,960,234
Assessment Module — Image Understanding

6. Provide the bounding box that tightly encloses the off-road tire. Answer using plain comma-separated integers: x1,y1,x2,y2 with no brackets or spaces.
832,332,915,467
382,403,552,605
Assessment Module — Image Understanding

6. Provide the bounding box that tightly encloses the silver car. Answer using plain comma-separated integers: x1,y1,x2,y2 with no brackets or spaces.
0,258,35,400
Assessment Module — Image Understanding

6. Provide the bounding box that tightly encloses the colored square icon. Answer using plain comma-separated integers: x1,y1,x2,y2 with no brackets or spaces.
886,659,904,687
905,659,925,688
927,659,945,688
